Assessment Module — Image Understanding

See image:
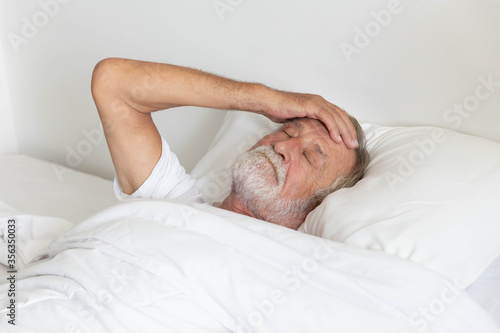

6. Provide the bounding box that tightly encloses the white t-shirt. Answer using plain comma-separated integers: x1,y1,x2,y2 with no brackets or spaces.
114,136,205,203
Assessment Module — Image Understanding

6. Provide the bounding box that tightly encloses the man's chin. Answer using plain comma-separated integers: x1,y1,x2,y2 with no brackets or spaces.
237,192,307,230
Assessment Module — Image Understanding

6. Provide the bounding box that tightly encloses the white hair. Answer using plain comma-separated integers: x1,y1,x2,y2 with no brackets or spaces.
230,115,370,228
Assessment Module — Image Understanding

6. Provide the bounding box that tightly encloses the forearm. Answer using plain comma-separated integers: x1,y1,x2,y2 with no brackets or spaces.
90,57,358,195
91,57,275,115
90,58,278,195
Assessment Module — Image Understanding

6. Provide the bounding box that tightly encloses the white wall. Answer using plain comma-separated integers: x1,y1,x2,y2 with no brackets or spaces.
0,0,229,179
1,0,499,179
0,17,18,154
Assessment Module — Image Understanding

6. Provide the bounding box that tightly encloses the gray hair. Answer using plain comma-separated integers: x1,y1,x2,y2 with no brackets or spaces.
305,115,370,210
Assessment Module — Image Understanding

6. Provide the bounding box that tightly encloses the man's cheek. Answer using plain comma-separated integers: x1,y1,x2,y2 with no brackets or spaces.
250,138,271,150
284,168,310,198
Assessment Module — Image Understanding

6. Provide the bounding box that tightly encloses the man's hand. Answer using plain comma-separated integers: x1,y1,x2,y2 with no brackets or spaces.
92,57,359,194
260,91,359,149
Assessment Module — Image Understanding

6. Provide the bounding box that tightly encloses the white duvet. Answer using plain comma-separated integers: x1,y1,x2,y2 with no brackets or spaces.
1,199,499,332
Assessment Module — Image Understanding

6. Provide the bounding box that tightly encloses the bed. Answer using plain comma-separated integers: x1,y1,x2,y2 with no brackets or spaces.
1,1,500,331
1,111,500,332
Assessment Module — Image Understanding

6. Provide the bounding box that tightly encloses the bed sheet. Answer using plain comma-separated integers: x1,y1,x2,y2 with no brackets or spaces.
1,199,499,332
467,254,500,324
0,154,499,328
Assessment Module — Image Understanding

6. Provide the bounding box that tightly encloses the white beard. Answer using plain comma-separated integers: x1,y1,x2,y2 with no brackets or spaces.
230,146,308,226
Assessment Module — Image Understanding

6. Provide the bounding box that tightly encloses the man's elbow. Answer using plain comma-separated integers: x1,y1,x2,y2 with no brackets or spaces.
92,58,136,135
91,58,122,100
91,58,133,124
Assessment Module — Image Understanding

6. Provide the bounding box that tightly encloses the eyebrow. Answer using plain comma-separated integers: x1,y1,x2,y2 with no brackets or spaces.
287,119,328,161
292,119,302,129
314,144,327,160
283,119,302,132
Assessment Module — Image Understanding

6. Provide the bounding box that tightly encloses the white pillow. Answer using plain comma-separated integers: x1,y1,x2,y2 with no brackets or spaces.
191,112,500,287
301,123,500,287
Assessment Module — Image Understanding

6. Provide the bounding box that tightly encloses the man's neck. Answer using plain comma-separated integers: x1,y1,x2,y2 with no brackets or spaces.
218,193,256,219
218,193,304,230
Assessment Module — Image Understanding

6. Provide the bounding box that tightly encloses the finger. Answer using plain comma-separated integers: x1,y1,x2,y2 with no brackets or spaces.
331,112,356,148
339,119,359,149
313,107,358,149
324,104,358,149
338,108,359,149
317,111,343,144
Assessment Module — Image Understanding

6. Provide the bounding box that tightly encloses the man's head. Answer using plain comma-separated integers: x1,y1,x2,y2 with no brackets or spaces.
230,116,370,230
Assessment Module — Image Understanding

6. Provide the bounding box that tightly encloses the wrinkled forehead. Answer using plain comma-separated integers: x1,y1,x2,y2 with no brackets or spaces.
283,117,356,172
283,118,331,139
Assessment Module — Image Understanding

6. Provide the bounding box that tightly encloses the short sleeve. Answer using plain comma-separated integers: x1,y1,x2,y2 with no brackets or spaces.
114,136,205,203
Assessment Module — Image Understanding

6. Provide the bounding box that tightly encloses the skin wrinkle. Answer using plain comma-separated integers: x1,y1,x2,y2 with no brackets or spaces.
313,142,327,160
275,119,354,198
221,115,368,230
258,149,287,185
285,119,329,165
231,118,356,229
292,118,302,129
92,58,363,230
258,151,280,184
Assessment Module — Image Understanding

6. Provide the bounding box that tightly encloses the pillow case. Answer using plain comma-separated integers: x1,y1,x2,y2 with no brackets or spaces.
191,112,500,287
301,123,500,287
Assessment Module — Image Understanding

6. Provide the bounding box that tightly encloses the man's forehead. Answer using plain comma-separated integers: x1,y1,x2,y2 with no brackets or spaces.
284,118,329,135
283,118,335,158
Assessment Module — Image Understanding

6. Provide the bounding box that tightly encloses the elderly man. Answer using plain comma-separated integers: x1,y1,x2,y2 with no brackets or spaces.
91,58,369,230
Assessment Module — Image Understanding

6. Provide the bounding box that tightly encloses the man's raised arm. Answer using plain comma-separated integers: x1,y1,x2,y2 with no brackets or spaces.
91,58,358,194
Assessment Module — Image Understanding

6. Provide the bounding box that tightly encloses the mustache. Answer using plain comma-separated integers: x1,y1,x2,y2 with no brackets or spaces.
251,146,286,185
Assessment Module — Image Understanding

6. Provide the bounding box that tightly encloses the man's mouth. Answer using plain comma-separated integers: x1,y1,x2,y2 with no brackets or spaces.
258,149,284,185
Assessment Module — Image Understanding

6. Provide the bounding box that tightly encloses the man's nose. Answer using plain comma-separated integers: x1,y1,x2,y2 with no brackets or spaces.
273,138,301,163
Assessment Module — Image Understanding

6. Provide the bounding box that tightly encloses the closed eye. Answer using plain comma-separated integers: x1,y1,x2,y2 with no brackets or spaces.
303,152,311,165
282,130,292,138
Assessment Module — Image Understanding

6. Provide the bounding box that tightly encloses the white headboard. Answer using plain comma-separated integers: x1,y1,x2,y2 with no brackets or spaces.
1,0,499,179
